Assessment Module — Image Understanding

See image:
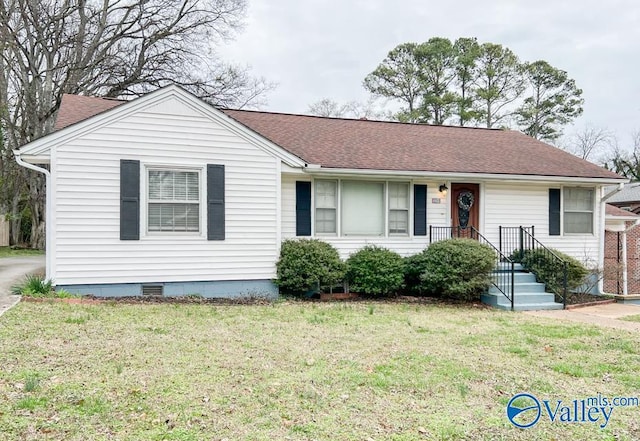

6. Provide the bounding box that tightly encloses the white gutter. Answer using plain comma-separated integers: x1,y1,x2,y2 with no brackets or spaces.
302,166,626,185
13,150,52,281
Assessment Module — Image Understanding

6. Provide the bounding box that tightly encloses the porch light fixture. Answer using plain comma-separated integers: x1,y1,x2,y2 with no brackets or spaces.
439,184,448,196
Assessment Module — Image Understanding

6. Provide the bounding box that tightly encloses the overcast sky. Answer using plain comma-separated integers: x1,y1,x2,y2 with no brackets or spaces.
219,0,640,148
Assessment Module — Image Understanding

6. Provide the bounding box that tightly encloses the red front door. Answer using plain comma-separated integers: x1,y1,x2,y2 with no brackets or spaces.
451,183,480,238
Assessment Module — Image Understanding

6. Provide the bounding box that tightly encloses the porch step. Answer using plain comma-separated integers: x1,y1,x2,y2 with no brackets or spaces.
481,292,563,311
482,268,564,311
495,262,524,272
488,282,546,294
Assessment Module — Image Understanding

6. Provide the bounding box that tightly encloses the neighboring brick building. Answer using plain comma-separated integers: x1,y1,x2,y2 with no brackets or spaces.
604,204,640,295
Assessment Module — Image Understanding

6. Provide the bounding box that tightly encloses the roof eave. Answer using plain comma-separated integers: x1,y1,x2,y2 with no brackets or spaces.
301,166,627,184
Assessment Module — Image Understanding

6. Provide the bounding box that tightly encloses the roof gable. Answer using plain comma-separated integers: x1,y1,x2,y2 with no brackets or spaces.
16,86,305,167
54,94,124,130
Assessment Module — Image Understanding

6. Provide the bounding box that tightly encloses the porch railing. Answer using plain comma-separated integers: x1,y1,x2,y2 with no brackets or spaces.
519,228,568,308
498,225,535,260
429,226,514,310
429,226,480,242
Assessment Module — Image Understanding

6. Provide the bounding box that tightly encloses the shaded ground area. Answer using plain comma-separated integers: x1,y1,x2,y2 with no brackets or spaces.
0,255,45,316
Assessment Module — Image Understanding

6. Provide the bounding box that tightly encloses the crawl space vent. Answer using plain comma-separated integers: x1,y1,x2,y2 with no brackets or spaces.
142,285,163,296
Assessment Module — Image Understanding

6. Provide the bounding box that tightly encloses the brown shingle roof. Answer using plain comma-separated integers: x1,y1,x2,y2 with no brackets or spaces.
54,94,125,130
53,92,623,180
223,110,622,179
606,204,639,218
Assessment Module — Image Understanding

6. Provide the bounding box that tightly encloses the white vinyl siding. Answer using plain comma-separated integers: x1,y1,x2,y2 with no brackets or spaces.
147,169,200,233
563,187,594,234
52,96,280,285
483,182,602,262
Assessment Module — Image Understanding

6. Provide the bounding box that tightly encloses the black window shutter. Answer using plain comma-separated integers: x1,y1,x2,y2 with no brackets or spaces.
296,181,312,236
414,184,427,236
207,164,225,240
120,159,140,240
549,188,561,236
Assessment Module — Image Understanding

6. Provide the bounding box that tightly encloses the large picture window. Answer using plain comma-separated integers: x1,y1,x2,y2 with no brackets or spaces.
342,181,385,236
314,180,411,237
148,169,200,232
563,187,593,234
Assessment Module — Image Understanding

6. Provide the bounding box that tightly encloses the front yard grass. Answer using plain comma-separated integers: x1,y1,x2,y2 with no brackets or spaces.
0,246,43,258
0,301,639,440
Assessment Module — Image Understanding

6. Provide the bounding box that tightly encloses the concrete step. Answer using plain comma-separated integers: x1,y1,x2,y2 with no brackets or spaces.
491,301,564,311
489,282,546,295
495,262,524,272
482,291,563,311
495,292,557,304
492,272,537,284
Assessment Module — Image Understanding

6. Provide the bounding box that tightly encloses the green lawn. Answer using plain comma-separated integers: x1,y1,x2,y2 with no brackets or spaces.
0,301,639,440
0,246,43,258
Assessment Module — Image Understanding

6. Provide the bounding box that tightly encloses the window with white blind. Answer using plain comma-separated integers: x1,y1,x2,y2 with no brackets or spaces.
315,180,337,234
388,182,409,234
147,169,200,233
342,181,385,236
314,180,411,237
563,187,594,234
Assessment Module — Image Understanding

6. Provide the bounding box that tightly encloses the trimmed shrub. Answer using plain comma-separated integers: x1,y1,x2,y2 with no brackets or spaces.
418,239,496,300
403,250,431,295
346,245,404,296
275,239,346,295
520,248,588,293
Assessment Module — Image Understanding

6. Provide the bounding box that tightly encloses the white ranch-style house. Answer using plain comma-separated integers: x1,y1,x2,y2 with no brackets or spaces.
14,86,627,307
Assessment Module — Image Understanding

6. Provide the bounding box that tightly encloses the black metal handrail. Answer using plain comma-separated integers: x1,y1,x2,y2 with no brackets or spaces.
429,225,514,310
498,225,534,260
429,226,480,242
519,228,568,308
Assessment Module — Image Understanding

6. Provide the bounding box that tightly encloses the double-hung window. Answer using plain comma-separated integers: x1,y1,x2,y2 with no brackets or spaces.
315,180,337,234
563,187,594,234
388,182,409,234
148,169,200,233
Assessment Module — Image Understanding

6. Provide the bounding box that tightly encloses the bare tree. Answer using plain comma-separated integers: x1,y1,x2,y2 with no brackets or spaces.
308,97,389,120
565,124,614,161
604,131,640,180
0,0,272,248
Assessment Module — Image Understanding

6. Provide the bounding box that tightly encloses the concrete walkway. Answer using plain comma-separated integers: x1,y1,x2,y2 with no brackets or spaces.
525,303,640,332
0,255,45,317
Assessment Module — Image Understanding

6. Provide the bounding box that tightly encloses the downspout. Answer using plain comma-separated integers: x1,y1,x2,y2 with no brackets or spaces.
597,183,626,294
598,187,607,294
13,151,52,281
622,219,640,296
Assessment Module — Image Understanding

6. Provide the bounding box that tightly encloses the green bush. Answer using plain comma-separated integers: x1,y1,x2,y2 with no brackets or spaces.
346,245,404,296
404,250,431,295
11,274,52,296
418,239,496,300
275,239,346,295
520,248,588,293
